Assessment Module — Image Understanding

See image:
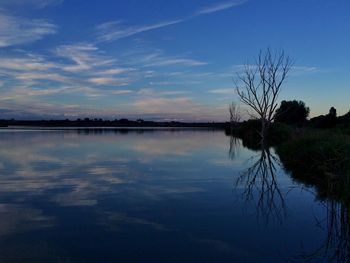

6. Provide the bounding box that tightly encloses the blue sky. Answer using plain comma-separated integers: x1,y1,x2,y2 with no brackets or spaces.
0,0,349,121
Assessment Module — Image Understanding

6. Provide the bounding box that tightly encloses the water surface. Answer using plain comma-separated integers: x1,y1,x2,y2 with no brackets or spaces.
0,129,343,262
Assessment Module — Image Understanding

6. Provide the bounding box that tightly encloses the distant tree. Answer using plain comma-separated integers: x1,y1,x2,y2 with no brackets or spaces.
235,48,293,143
274,100,310,126
326,106,337,128
329,107,337,118
229,102,241,127
310,106,338,129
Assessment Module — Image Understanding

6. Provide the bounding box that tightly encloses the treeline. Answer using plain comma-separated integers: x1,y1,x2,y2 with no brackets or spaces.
275,100,350,129
0,118,228,128
227,99,350,145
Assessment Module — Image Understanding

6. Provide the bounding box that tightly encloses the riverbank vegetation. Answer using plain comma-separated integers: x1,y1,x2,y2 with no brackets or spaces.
227,102,350,204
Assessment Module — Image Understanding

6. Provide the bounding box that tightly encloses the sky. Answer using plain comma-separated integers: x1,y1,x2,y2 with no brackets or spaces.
0,0,349,121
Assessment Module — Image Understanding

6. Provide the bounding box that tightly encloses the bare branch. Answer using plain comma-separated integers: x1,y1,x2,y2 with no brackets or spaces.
234,48,293,142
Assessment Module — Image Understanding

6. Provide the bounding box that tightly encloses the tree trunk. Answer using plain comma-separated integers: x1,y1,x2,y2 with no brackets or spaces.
260,119,269,145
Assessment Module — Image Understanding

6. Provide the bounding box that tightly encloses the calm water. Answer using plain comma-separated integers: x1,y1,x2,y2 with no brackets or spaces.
0,129,344,262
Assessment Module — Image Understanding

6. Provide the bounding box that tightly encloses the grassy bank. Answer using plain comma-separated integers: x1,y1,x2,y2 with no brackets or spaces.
227,121,350,202
276,131,350,202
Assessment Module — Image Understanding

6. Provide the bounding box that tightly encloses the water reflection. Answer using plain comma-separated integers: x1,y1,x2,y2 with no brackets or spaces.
230,134,350,262
301,200,350,262
229,136,241,160
0,129,347,262
235,146,286,225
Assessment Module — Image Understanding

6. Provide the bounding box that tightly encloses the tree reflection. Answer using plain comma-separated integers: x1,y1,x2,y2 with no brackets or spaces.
301,199,350,262
229,136,241,160
230,134,350,261
274,138,350,262
233,141,286,225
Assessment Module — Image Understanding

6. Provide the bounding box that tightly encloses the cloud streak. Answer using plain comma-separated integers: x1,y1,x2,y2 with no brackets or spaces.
121,49,207,68
95,0,247,42
0,11,57,48
194,0,247,16
55,43,115,72
96,19,183,42
208,88,235,95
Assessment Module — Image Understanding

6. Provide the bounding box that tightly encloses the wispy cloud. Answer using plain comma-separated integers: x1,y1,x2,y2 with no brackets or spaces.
0,11,57,48
137,88,189,96
131,86,227,120
290,66,321,76
208,88,235,95
0,56,57,71
16,72,70,83
145,58,207,67
110,89,133,95
0,46,136,104
97,68,133,75
88,77,129,86
131,96,227,121
95,0,247,42
194,0,247,16
133,97,197,114
122,49,207,68
96,19,183,42
55,43,114,72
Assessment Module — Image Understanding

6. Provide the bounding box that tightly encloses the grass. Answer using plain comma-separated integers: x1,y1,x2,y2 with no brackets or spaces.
276,130,350,203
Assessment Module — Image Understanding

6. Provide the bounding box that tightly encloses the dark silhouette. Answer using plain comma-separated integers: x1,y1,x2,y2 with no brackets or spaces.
229,102,241,131
338,111,350,128
235,146,286,225
310,107,338,128
274,100,310,126
235,48,293,143
329,107,337,118
228,135,241,159
0,118,228,129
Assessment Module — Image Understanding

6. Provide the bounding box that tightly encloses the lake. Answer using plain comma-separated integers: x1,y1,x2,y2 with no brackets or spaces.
0,129,345,262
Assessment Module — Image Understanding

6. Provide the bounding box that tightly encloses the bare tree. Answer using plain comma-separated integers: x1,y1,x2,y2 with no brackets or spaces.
235,48,293,143
229,102,241,129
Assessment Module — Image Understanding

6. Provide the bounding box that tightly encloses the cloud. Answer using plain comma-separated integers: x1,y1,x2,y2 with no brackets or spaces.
133,97,198,114
97,68,132,75
208,88,235,95
0,11,57,48
290,66,321,76
145,58,207,67
88,77,129,86
0,56,57,71
55,43,114,72
123,49,207,68
95,0,247,42
194,0,247,16
96,19,183,42
137,88,189,96
16,72,70,83
110,89,133,95
0,45,137,105
131,88,231,120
